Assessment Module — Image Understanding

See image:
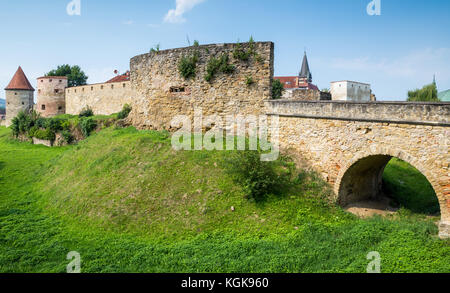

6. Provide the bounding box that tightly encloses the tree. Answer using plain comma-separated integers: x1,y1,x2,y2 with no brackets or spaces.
407,83,438,102
46,65,88,87
272,79,285,99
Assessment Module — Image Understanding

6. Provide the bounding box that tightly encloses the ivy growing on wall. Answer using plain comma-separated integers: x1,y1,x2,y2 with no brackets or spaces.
245,76,255,86
233,36,263,63
204,54,235,82
178,43,200,80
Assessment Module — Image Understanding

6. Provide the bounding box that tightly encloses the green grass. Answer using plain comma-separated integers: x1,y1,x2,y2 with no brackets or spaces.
0,126,448,273
383,158,440,214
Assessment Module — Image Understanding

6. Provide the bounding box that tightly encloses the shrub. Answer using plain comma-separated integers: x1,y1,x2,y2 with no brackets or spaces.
45,118,64,132
233,37,256,62
61,130,74,144
33,129,56,142
61,120,71,131
246,76,255,86
79,117,97,138
117,104,132,120
27,126,39,138
150,43,160,54
205,54,235,82
272,79,285,99
79,106,94,118
223,150,294,202
35,118,47,128
178,51,199,80
11,111,33,137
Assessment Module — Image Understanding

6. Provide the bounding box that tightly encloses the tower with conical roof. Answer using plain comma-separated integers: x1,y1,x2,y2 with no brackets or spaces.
299,52,312,83
4,66,35,126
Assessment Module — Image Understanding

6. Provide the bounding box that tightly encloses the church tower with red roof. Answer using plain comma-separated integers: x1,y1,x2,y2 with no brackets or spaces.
4,66,35,126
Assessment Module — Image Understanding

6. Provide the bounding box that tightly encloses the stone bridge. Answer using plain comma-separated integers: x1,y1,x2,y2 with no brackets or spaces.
266,100,450,238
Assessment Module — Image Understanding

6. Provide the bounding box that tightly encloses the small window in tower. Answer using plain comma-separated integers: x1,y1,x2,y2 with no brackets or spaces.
82,88,85,92
111,84,114,89
91,86,94,91
59,80,62,83
15,92,17,95
123,83,126,88
41,80,44,83
49,79,52,82
38,89,41,94
58,106,62,110
42,105,46,110
54,89,59,94
75,89,77,93
101,85,104,90
22,102,24,105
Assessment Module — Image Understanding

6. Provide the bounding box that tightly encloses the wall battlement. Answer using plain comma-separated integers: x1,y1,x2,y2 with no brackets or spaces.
266,100,450,126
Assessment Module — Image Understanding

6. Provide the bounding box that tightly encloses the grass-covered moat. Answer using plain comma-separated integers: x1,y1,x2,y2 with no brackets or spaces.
0,126,448,273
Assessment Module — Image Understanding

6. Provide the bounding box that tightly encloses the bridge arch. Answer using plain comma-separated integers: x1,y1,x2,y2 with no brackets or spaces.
334,146,448,235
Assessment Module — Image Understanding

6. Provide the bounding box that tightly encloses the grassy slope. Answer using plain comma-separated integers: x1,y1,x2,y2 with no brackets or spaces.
383,158,440,214
0,126,448,273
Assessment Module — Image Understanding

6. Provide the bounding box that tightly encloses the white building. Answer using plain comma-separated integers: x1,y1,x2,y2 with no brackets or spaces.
330,81,372,102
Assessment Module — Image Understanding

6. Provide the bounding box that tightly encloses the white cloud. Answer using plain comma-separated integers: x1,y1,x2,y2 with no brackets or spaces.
164,0,206,24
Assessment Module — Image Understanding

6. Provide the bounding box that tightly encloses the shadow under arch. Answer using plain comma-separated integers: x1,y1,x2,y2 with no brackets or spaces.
334,148,443,217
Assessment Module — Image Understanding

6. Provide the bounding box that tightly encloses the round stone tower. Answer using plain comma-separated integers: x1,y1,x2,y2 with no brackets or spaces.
4,66,35,127
36,76,68,117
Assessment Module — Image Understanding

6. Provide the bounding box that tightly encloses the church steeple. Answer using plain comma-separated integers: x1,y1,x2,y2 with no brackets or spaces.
299,51,312,83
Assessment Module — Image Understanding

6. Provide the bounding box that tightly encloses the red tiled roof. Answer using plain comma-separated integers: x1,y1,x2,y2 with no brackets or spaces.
5,66,35,91
274,76,319,91
298,82,319,91
106,71,130,83
274,76,299,89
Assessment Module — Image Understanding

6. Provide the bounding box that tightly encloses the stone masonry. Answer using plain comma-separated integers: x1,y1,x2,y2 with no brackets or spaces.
129,42,274,130
266,100,450,238
65,81,135,115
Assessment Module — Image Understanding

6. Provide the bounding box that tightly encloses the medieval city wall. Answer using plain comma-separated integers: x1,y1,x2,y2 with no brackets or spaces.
65,81,135,116
128,42,274,130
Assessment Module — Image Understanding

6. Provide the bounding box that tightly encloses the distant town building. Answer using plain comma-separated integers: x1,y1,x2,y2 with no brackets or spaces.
330,80,372,102
106,71,130,83
438,89,450,102
274,52,330,101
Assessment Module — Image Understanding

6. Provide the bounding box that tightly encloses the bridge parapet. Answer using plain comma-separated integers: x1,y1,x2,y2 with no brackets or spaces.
266,100,450,126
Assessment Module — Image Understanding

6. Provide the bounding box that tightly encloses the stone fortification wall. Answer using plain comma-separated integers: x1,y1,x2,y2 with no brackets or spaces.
129,42,274,130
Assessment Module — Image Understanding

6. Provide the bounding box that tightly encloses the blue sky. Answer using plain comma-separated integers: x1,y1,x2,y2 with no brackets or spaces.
0,0,449,100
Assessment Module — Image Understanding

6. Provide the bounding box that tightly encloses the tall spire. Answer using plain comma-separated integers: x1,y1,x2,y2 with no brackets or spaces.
299,51,312,83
